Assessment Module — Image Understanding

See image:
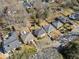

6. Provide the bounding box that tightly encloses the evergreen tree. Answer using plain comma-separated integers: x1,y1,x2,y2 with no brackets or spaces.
60,41,79,59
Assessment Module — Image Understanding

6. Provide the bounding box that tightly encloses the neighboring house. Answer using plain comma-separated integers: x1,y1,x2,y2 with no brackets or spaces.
51,20,63,29
49,30,62,40
19,32,36,44
19,31,38,49
69,13,79,20
42,24,56,33
33,28,46,38
56,16,71,23
1,32,21,53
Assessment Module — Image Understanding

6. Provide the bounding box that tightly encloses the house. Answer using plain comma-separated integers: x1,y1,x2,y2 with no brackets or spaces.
51,20,63,29
69,13,79,20
19,31,38,48
49,30,62,40
33,28,46,38
42,24,56,33
1,31,21,53
56,16,70,23
19,32,36,44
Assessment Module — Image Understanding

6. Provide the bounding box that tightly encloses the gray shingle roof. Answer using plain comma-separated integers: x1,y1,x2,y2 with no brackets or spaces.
69,13,79,20
3,39,21,53
2,32,21,53
52,20,63,29
57,16,70,23
4,32,18,44
33,28,46,37
43,24,56,33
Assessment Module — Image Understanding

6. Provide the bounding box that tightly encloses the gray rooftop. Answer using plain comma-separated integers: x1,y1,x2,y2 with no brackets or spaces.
69,13,79,20
43,24,56,33
33,28,46,37
57,16,70,23
52,20,63,29
3,39,21,53
2,31,21,53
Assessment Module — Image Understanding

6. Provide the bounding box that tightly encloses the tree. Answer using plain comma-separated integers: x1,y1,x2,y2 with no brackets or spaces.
30,47,63,59
61,0,73,8
71,0,79,11
60,40,79,59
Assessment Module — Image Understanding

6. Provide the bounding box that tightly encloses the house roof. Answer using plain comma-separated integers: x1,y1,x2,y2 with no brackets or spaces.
2,32,21,53
69,13,79,20
20,32,35,43
56,16,70,23
3,39,21,53
20,32,29,41
43,24,56,33
33,28,46,37
52,20,63,29
4,32,18,44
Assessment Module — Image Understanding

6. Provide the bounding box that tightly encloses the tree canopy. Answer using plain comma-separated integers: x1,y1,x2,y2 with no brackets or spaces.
60,40,79,59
